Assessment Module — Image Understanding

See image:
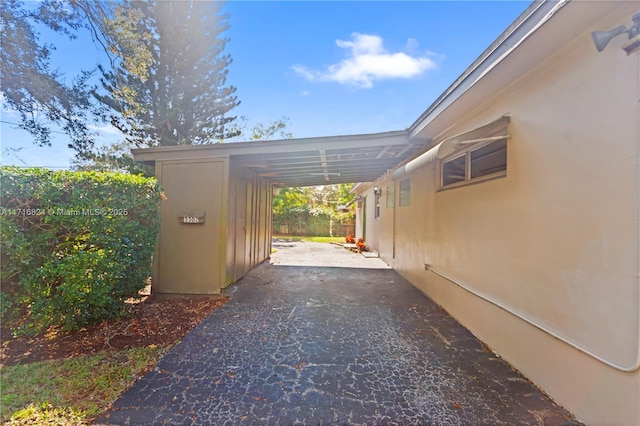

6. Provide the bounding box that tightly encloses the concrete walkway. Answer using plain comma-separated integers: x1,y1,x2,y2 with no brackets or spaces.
97,241,580,425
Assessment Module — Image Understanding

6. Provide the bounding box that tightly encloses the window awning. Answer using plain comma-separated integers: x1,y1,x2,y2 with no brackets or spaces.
392,115,510,180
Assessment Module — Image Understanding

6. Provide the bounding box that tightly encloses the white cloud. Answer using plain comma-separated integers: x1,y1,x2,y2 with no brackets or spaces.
405,38,420,54
293,33,438,89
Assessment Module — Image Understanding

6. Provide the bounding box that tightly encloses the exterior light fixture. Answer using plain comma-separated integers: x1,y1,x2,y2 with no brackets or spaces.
373,186,382,196
591,13,640,55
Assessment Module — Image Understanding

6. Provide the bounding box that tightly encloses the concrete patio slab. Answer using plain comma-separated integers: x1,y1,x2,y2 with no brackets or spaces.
97,241,581,425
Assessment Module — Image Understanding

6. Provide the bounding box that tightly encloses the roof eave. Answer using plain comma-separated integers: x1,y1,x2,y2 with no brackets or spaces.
408,0,569,139
132,129,411,163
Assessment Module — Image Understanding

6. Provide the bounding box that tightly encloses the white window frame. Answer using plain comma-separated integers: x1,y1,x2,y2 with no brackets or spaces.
386,185,394,209
399,178,411,206
438,138,507,190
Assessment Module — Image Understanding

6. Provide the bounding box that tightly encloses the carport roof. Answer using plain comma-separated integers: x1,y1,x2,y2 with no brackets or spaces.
132,130,429,187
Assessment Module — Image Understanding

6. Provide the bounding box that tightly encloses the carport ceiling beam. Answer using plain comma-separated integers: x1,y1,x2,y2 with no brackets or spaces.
245,152,418,169
376,145,391,159
394,144,412,158
319,149,330,182
241,147,397,164
263,160,403,176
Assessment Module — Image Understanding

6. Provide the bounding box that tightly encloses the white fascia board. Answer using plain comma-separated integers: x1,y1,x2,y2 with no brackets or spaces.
408,0,569,140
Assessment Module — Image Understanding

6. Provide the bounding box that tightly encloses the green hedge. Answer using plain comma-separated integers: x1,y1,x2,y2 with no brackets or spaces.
0,167,163,333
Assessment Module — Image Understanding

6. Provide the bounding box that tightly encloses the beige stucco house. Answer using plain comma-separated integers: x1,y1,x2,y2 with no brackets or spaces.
133,0,639,423
353,1,640,424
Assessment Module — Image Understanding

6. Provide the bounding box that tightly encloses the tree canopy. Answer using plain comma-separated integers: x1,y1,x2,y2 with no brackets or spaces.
227,116,294,142
1,0,98,151
94,1,239,148
273,184,356,216
2,0,239,164
272,184,356,236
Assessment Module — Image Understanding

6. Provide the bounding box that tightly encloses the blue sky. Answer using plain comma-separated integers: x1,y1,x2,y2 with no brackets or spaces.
1,1,530,168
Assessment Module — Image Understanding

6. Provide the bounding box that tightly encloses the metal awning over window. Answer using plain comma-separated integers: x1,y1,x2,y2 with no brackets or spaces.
392,116,510,180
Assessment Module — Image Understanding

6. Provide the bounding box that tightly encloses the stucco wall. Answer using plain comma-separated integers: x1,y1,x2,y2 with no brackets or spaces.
363,5,640,425
154,159,228,294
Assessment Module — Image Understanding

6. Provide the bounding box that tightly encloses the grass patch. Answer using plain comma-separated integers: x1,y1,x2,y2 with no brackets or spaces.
273,235,345,244
1,345,168,425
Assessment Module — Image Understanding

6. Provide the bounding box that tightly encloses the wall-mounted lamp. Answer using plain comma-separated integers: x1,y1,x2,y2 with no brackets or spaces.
373,186,382,196
591,13,640,55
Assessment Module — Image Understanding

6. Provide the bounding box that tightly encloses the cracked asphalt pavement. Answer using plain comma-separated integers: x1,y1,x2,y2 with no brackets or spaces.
97,240,580,425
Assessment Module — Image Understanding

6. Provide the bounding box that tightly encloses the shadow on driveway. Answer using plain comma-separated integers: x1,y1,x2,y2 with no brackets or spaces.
97,242,580,425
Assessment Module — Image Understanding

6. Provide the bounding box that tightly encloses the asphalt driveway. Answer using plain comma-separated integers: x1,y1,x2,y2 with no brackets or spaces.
97,240,579,425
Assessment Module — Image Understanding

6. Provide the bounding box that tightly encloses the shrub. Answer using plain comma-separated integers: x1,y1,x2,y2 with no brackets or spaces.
0,167,163,333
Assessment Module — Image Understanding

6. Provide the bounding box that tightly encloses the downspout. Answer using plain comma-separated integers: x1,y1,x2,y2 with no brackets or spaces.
635,46,640,372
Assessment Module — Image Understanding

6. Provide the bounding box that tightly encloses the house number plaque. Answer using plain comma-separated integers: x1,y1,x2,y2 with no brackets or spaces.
179,211,206,224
